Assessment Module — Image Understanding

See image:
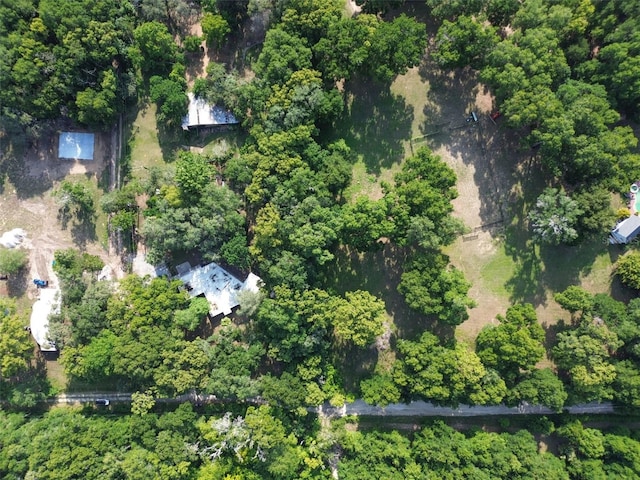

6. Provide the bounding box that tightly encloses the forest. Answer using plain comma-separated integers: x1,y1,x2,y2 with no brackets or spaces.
2,0,640,478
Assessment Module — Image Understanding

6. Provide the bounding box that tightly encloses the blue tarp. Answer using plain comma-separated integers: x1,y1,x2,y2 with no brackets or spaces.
58,132,95,160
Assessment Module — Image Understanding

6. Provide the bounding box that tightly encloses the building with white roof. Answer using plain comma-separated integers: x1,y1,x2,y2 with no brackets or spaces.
30,287,60,351
58,132,95,160
181,93,239,131
176,262,261,317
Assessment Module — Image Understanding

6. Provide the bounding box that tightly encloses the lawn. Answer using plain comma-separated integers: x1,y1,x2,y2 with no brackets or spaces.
329,57,629,354
127,103,246,184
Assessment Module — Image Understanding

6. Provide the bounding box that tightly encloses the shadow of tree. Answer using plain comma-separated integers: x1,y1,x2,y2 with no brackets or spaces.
7,265,29,297
157,122,189,163
185,51,205,83
326,76,414,174
70,213,97,250
317,244,455,342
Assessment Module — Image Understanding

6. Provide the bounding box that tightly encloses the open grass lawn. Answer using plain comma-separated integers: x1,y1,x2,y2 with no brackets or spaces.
329,54,632,368
128,103,246,184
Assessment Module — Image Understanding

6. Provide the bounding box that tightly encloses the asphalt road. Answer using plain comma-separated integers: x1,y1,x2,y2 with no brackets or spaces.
317,400,616,417
49,393,617,417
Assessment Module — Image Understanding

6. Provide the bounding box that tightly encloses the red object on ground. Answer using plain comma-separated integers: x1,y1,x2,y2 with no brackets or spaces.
490,111,501,120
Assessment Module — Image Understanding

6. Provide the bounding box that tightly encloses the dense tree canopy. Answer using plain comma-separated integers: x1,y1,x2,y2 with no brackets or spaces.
1,0,137,126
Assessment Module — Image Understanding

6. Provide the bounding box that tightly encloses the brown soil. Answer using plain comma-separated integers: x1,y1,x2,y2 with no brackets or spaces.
0,126,124,303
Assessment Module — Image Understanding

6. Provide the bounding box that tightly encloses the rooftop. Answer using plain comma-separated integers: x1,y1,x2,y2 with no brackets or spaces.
30,287,60,351
58,132,95,160
182,93,239,130
176,262,261,317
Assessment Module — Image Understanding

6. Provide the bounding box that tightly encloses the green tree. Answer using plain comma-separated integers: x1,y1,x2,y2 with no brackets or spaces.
174,297,210,331
131,390,156,416
0,248,28,275
53,180,95,225
558,421,605,460
201,13,230,48
332,290,386,348
528,188,582,245
389,146,458,244
219,234,251,270
340,197,393,252
554,286,595,315
143,181,245,264
154,340,211,395
60,330,116,381
367,14,427,82
509,368,567,412
260,372,307,411
0,300,32,379
360,374,401,406
393,332,506,405
616,252,640,290
613,360,640,407
174,151,214,202
553,322,622,402
433,16,499,69
476,303,545,383
279,0,343,45
254,286,333,363
572,187,616,238
254,27,312,85
313,16,375,82
149,75,188,127
75,69,118,127
133,21,178,76
398,252,475,326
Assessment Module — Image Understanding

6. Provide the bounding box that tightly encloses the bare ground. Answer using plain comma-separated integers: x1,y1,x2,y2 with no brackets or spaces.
0,127,124,304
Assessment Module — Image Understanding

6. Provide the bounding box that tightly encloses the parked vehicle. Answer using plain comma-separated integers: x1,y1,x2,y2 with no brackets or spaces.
33,279,48,288
95,399,110,406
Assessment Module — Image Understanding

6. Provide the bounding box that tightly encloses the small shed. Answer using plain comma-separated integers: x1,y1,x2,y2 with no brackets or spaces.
610,215,640,244
181,93,239,131
58,132,95,160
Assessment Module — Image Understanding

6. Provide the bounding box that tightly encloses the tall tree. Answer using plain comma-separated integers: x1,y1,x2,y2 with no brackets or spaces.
398,252,475,326
527,188,582,245
0,248,28,275
476,304,545,383
0,300,32,379
332,290,386,348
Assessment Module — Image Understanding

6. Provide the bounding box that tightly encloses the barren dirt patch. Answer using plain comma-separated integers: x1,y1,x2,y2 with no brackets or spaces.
1,127,123,305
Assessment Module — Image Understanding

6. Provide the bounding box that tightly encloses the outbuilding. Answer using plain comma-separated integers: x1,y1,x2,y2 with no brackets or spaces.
58,132,95,160
610,215,640,244
181,93,239,131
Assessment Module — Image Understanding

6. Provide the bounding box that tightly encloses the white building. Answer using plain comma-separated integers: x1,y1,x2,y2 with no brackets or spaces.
176,262,261,317
181,93,239,131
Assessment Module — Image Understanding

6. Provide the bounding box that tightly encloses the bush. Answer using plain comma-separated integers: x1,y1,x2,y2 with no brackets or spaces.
183,35,203,53
0,248,28,274
617,252,640,290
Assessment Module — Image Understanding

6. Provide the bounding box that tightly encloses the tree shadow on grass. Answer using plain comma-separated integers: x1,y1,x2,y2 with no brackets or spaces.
317,244,455,342
539,239,607,294
326,76,414,174
70,214,97,251
7,266,29,298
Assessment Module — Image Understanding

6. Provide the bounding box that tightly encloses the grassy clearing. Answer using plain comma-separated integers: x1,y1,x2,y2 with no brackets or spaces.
127,104,246,185
331,59,630,353
127,104,168,183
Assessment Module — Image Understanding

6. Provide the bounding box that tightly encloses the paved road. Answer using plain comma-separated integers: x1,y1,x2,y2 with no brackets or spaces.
317,400,616,417
49,393,617,417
